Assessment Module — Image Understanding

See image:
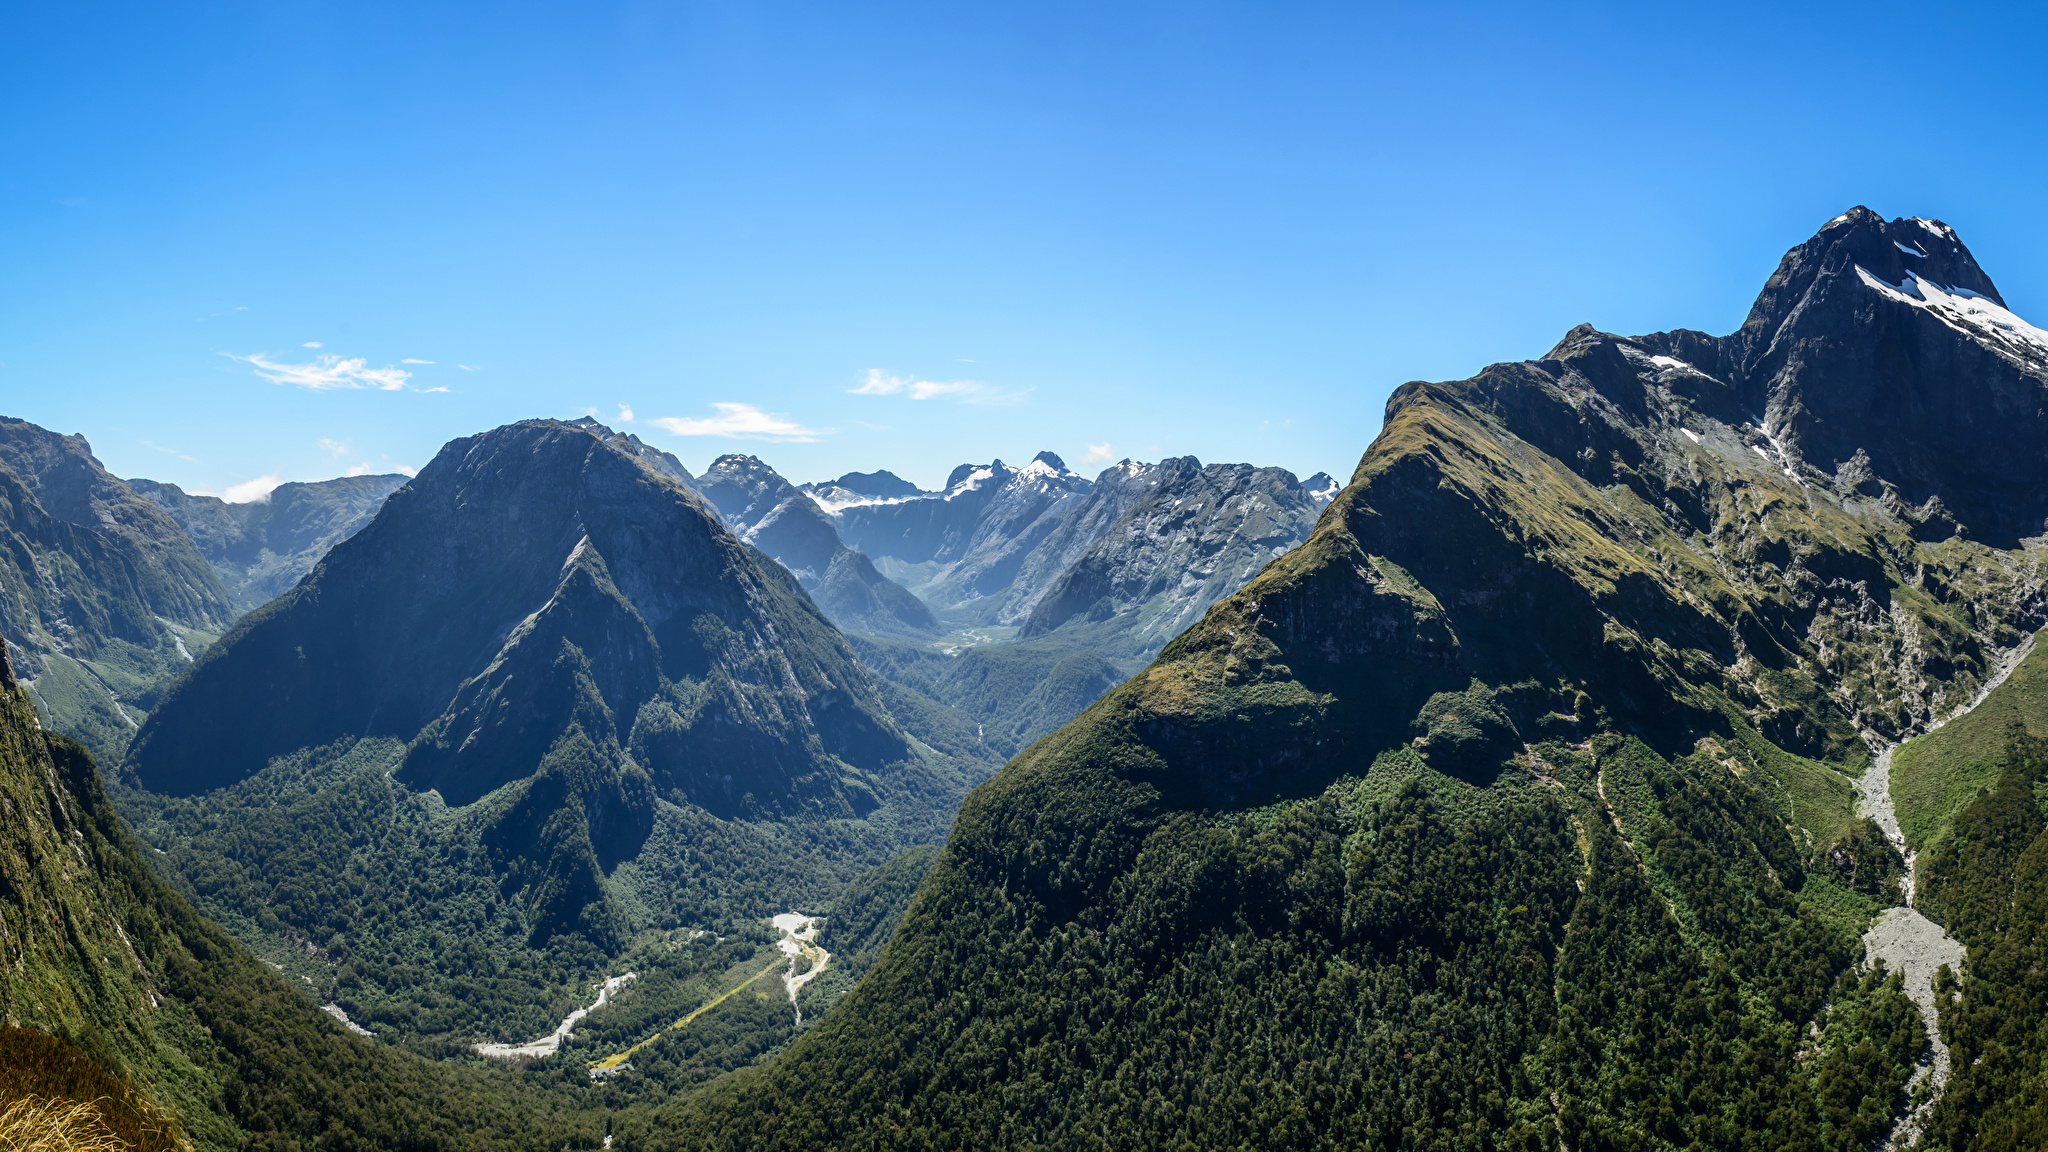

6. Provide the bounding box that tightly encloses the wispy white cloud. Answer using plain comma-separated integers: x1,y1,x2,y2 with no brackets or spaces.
617,403,635,423
227,351,413,391
649,403,824,442
1081,442,1115,466
140,439,200,464
421,386,450,393
196,306,247,321
849,369,1030,405
395,463,417,477
401,358,434,364
193,471,285,504
344,462,373,477
302,341,323,348
457,364,480,371
319,437,351,459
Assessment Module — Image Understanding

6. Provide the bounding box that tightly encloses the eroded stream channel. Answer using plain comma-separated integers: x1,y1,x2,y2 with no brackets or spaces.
1851,632,2032,1149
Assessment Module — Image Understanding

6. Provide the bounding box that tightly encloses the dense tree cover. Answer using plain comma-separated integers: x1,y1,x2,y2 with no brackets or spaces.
116,734,930,1053
1,682,603,1151
643,728,1919,1152
1920,727,2048,1151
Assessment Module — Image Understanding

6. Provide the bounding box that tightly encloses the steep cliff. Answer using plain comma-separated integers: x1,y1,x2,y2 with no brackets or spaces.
0,418,236,763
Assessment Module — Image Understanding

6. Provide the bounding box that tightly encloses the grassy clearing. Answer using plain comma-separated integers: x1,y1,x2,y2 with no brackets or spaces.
1892,628,2048,852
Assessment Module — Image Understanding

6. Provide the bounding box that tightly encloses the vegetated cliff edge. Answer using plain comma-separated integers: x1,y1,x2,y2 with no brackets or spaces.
0,645,592,1151
646,209,2048,1150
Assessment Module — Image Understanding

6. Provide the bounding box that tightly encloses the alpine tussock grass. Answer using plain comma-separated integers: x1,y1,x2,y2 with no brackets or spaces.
0,1095,128,1152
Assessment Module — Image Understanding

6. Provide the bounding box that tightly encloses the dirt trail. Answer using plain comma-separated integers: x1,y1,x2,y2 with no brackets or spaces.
474,972,637,1061
1854,636,2034,1150
587,954,785,1074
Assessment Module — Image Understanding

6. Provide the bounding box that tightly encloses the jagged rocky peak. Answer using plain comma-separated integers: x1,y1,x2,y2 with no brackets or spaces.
566,415,696,487
1016,450,1082,481
943,458,1015,493
699,452,805,524
1300,471,1342,505
1455,208,2048,547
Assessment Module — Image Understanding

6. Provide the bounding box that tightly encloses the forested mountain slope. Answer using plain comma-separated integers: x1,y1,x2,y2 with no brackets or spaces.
0,645,593,1151
0,417,236,765
649,209,2048,1150
126,473,409,611
116,418,990,1056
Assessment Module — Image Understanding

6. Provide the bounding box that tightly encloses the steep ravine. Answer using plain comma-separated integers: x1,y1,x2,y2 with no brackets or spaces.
1854,634,2034,1149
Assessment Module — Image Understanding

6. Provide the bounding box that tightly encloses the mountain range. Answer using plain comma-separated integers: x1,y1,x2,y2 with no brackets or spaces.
641,208,2048,1150
9,207,2048,1151
126,472,409,612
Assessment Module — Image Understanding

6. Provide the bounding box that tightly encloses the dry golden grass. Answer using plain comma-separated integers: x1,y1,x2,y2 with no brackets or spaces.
0,1027,186,1152
0,1095,128,1151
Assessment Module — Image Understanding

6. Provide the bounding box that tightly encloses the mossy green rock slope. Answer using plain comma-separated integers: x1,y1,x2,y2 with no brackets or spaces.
646,209,2048,1149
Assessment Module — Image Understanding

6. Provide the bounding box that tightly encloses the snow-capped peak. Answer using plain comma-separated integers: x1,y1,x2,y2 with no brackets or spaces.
1855,265,2048,368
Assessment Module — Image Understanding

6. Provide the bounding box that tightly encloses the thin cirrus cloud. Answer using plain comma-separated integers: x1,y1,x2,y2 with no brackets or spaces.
140,439,200,463
227,351,416,391
648,403,824,442
401,358,435,364
1081,442,1116,465
849,369,1032,405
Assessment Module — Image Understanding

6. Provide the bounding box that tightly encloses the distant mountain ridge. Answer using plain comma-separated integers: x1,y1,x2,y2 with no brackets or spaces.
125,473,410,611
695,453,938,639
0,417,235,763
798,449,1331,647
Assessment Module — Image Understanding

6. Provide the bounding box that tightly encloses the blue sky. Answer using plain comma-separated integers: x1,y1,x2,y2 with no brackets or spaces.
5,1,2047,497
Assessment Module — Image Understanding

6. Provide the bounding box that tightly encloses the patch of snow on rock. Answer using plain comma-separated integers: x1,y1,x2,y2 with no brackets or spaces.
1856,265,2048,368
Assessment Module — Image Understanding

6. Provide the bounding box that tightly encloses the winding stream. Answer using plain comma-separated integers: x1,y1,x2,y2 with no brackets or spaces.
474,972,638,1061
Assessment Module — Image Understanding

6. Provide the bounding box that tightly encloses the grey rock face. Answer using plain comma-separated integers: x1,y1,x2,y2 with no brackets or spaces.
916,452,1095,609
127,473,410,611
815,459,1028,571
568,416,697,489
698,454,937,638
1300,472,1342,506
1021,458,1320,658
992,458,1172,625
1618,206,2048,547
